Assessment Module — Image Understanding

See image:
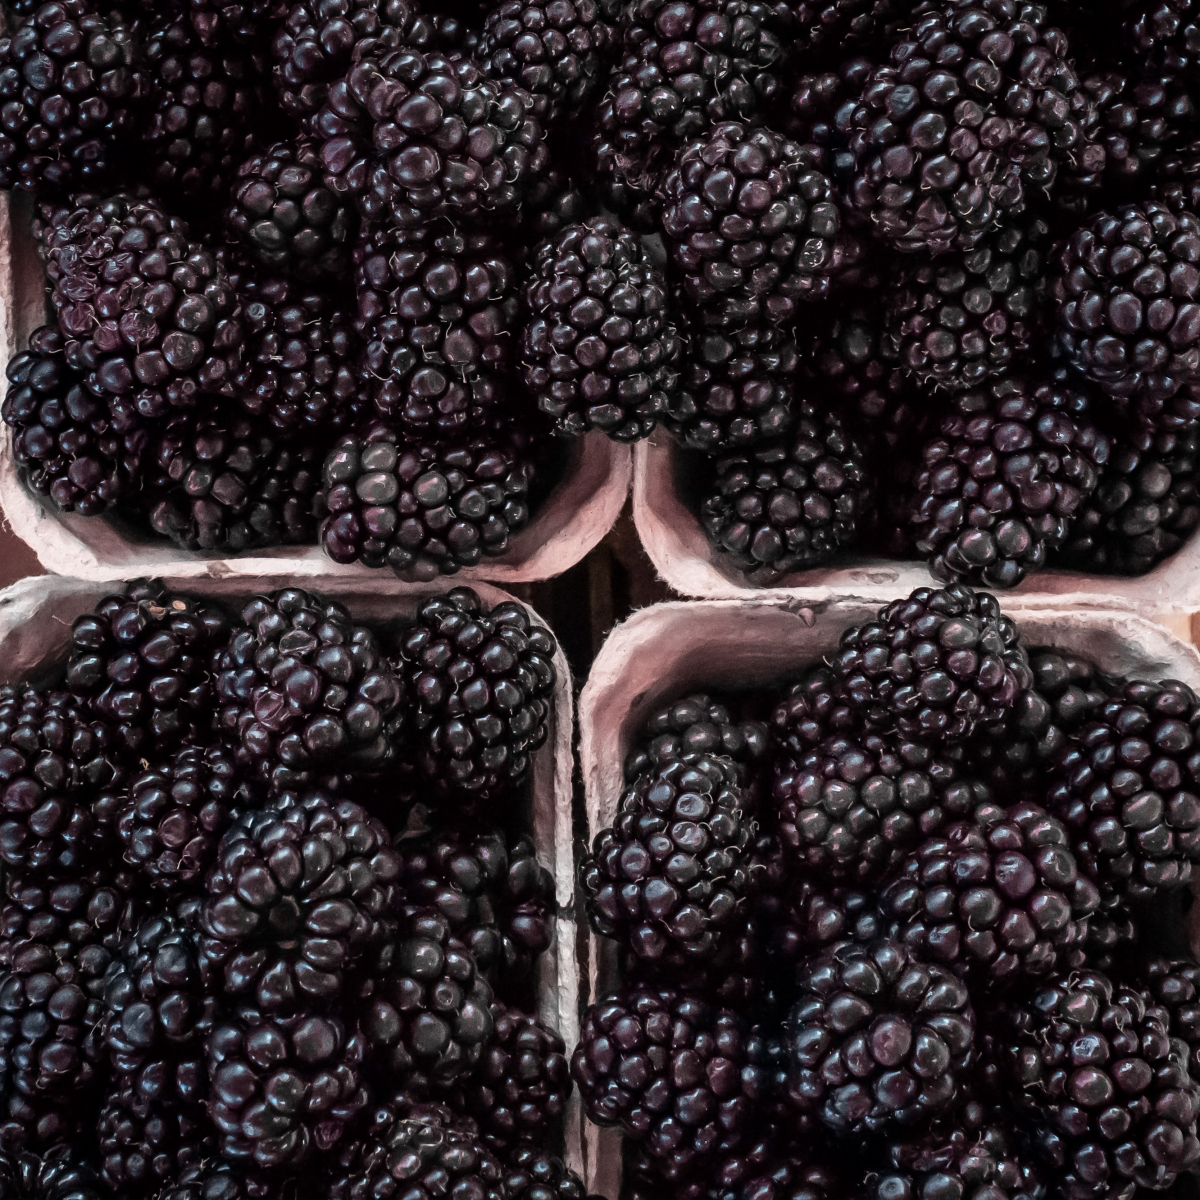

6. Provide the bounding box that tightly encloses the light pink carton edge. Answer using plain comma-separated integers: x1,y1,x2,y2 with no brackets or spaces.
0,573,585,1178
0,193,632,582
577,596,1200,1199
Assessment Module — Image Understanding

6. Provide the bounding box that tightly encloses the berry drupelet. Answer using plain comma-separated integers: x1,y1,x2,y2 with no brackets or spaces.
0,1147,105,1200
625,691,769,780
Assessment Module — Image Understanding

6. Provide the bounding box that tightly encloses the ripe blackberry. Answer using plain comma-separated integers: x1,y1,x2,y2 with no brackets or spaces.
580,751,755,967
39,193,245,421
912,375,1111,589
880,800,1100,984
207,1006,368,1168
200,794,401,1012
155,1161,277,1200
1050,202,1200,417
480,0,616,124
661,123,849,330
699,403,869,583
625,692,770,780
97,1083,212,1196
1055,420,1200,574
521,216,678,441
1143,958,1200,1060
1000,970,1200,1200
571,986,752,1181
0,1148,104,1200
666,324,799,453
0,0,143,195
832,585,1032,744
503,1148,595,1200
65,582,232,757
1046,680,1200,902
786,938,976,1135
838,0,1102,255
1128,0,1200,80
354,908,495,1091
395,588,557,804
881,220,1049,394
317,44,548,227
213,588,406,780
320,433,540,578
227,142,353,282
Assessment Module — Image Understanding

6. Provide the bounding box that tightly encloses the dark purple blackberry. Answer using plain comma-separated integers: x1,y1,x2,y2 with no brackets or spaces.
155,1161,277,1200
571,986,752,1181
200,794,401,1012
660,122,851,330
503,1148,596,1200
1046,680,1200,902
837,0,1102,255
1128,0,1200,80
699,403,869,583
667,1127,845,1200
65,581,232,758
207,1006,368,1168
625,692,770,780
832,585,1032,744
0,1147,104,1200
666,324,799,453
1054,420,1200,574
911,375,1111,589
0,0,144,194
1050,202,1200,419
786,938,976,1135
395,588,557,804
480,0,616,124
880,799,1100,984
97,1083,213,1197
0,687,121,877
580,751,755,967
1143,958,1200,1061
227,142,353,282
999,970,1200,1200
521,216,678,441
354,907,495,1091
320,432,541,578
213,588,406,781
765,881,884,968
316,44,548,227
881,219,1049,393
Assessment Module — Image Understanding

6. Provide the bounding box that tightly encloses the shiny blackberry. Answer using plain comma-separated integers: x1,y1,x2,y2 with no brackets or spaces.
0,1147,104,1200
625,692,770,780
503,1148,596,1200
1143,957,1200,1061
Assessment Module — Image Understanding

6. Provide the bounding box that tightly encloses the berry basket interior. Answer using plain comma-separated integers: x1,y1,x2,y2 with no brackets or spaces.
632,437,1200,615
0,196,632,583
576,596,1200,1200
0,571,585,1175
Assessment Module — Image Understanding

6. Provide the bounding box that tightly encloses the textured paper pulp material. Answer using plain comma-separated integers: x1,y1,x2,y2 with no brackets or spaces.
633,432,1200,615
576,596,1200,1199
0,573,584,1178
0,194,632,582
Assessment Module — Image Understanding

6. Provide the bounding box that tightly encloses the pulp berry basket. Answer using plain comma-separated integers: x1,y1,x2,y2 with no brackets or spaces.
632,435,1200,616
576,595,1200,1200
0,572,586,1177
0,195,633,583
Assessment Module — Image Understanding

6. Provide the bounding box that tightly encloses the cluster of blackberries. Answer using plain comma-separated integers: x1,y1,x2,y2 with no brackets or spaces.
577,581,1200,1200
0,579,585,1200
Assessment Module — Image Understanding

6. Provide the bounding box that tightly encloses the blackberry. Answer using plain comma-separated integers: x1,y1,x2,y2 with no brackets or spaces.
65,582,232,758
200,794,401,1013
317,44,548,227
212,588,406,781
881,220,1049,394
832,585,1032,744
1050,202,1200,418
625,692,770,780
571,986,752,1181
911,375,1111,589
395,588,557,804
766,882,885,966
354,908,495,1091
227,142,353,282
699,403,870,583
660,122,849,330
207,1006,368,1168
880,800,1100,984
674,1130,844,1200
0,687,121,877
0,0,143,195
320,433,540,578
580,751,755,967
155,1162,277,1200
786,938,976,1136
520,216,678,441
838,0,1102,255
1128,0,1200,80
0,1148,104,1200
666,324,799,453
1046,680,1200,902
1000,970,1200,1200
1143,958,1200,1060
503,1148,595,1200
480,0,616,124
96,1084,213,1196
